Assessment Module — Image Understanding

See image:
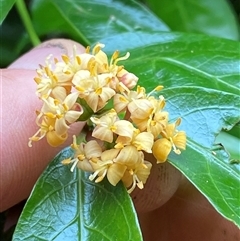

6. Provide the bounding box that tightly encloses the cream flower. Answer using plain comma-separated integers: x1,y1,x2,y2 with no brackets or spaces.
115,128,154,153
28,116,67,147
35,64,72,101
93,43,130,76
128,98,154,120
91,109,134,143
84,74,115,112
62,136,102,172
89,148,126,185
29,43,187,194
131,130,154,153
55,46,95,79
73,71,115,112
121,151,152,193
41,92,83,136
72,70,92,97
147,111,169,138
30,92,82,147
34,46,97,101
89,145,149,191
91,109,118,142
91,43,139,91
113,85,146,113
114,146,142,168
136,96,168,137
152,118,186,163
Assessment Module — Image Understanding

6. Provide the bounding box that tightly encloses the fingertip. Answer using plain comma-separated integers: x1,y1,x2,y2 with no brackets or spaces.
1,67,85,211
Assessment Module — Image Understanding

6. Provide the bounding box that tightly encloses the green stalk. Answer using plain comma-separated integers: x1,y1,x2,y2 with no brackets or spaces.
15,0,41,46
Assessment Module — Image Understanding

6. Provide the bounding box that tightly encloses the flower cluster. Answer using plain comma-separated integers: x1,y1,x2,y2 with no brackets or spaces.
29,43,186,193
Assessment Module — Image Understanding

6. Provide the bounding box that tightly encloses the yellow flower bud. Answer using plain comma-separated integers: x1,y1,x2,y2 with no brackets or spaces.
152,138,172,163
46,131,68,147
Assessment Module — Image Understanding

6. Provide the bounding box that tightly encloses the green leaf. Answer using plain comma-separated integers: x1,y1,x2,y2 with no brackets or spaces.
100,31,239,95
31,0,169,45
13,147,142,241
215,131,240,162
169,140,240,227
145,0,240,40
0,1,32,67
226,122,240,139
0,0,16,24
99,32,240,226
161,86,240,227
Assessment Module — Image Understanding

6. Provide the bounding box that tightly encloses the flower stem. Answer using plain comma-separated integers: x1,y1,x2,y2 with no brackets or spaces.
15,0,41,46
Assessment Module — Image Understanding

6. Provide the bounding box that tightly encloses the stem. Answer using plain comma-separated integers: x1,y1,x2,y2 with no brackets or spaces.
15,0,41,46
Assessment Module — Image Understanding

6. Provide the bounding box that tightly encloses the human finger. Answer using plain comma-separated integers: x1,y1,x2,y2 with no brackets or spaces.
138,177,239,241
1,39,85,211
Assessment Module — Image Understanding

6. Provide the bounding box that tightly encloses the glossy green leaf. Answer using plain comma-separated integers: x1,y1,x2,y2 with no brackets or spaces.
100,31,239,96
169,139,240,227
13,147,142,241
161,86,240,227
98,32,240,226
145,0,240,40
215,131,240,162
227,123,240,139
31,0,169,45
0,0,16,24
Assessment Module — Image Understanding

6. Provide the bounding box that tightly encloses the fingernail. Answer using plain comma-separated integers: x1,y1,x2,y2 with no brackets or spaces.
8,38,85,69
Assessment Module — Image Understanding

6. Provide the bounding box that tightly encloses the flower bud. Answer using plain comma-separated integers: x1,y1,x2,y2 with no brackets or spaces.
117,69,138,89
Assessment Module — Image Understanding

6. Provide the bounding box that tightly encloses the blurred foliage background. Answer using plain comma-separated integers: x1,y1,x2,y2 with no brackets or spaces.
0,0,239,68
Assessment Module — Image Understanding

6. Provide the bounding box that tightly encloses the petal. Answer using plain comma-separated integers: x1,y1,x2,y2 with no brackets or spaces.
46,131,67,147
173,131,186,150
95,50,108,66
101,149,120,162
114,120,134,140
85,93,98,112
113,94,128,113
128,99,153,119
85,140,103,158
121,170,133,188
115,146,141,168
77,159,94,172
152,138,172,163
54,62,74,82
52,86,67,101
162,123,175,138
65,110,83,123
107,163,127,186
92,126,114,143
148,122,163,139
55,118,69,135
133,132,154,153
41,96,57,114
78,53,95,69
72,70,91,86
131,117,148,131
63,92,79,109
115,136,131,147
135,161,152,184
100,87,115,103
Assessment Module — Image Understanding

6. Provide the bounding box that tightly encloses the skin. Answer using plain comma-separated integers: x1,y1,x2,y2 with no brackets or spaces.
0,39,239,240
